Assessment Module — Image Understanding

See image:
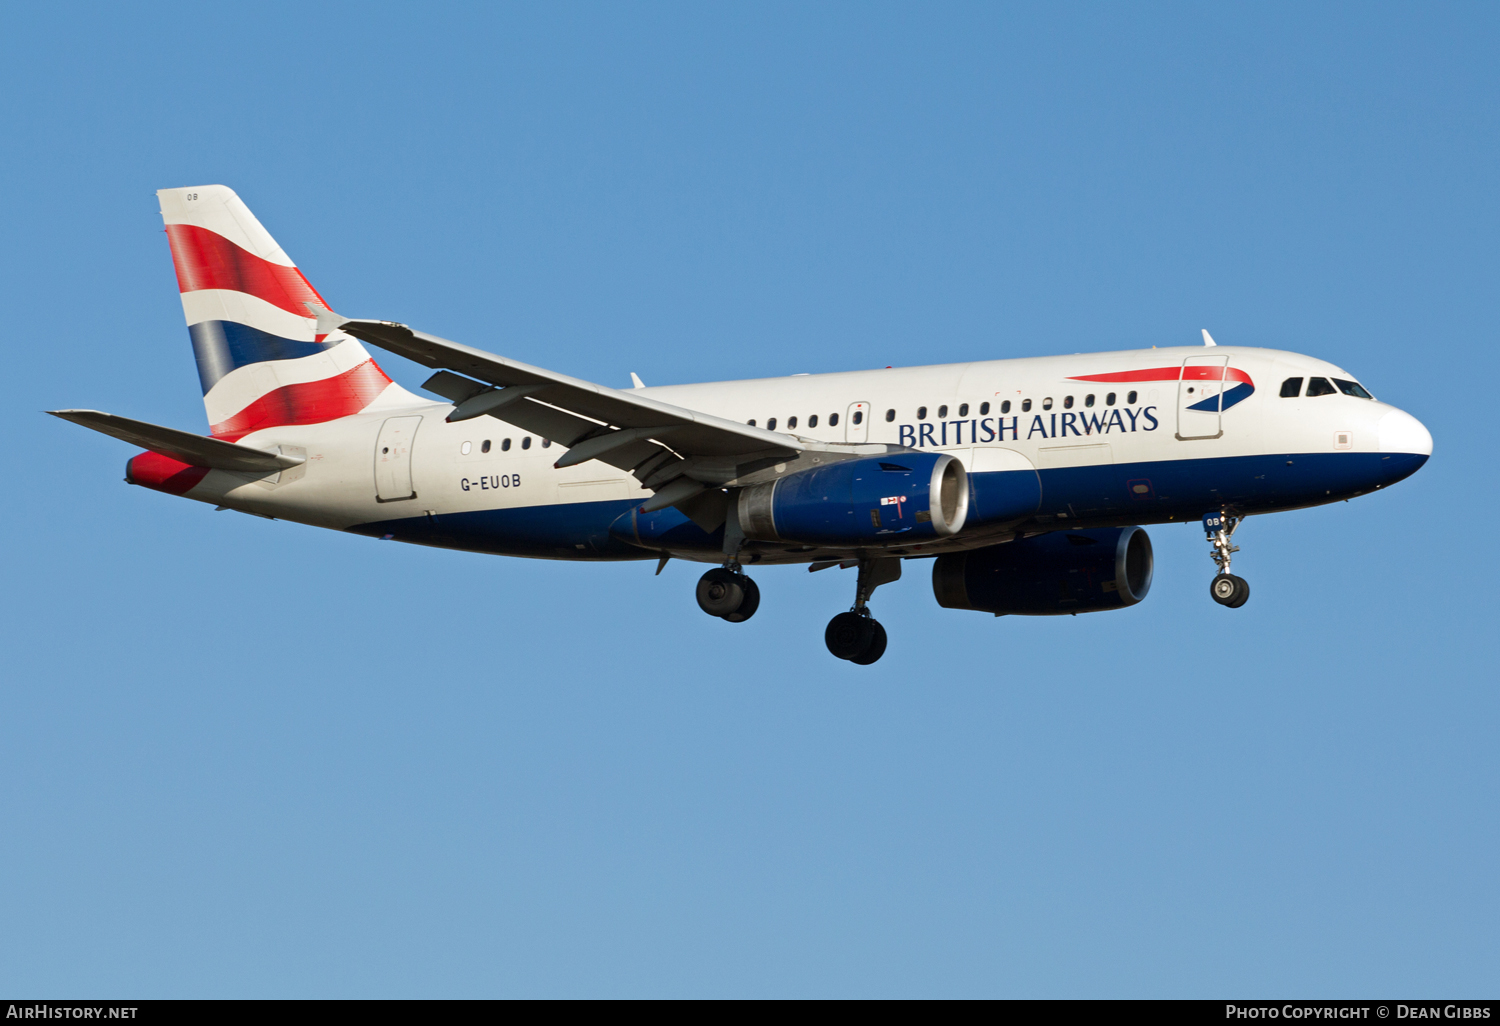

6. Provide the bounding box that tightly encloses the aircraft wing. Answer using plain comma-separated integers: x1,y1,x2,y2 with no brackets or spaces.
331,315,804,514
47,410,304,472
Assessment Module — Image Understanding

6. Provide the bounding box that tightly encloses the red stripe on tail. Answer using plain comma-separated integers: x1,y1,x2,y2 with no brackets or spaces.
210,360,392,440
165,223,330,319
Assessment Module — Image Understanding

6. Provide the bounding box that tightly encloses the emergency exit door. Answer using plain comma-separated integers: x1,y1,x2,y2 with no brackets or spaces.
845,402,871,443
374,416,422,501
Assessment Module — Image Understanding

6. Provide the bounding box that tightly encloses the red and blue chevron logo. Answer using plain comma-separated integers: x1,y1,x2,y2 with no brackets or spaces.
1067,365,1255,412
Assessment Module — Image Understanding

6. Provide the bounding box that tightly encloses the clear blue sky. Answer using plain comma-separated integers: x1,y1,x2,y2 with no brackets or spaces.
2,2,1495,998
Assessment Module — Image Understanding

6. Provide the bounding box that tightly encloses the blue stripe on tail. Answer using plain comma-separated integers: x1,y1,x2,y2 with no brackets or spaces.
188,320,338,393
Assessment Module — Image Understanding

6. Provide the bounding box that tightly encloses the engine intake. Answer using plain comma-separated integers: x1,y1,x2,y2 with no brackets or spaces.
739,452,968,545
933,526,1153,615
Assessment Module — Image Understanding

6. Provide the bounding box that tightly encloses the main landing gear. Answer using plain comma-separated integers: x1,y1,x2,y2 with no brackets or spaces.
694,554,900,664
696,565,760,623
825,558,900,665
1204,511,1250,608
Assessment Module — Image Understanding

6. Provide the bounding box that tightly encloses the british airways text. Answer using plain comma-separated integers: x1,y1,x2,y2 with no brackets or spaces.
897,407,1160,447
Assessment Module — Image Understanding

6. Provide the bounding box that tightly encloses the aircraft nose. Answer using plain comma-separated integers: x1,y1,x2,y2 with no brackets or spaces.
1378,407,1433,457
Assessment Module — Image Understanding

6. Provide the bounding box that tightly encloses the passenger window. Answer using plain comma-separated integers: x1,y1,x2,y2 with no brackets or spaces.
1280,377,1303,398
829,412,839,426
980,402,990,415
1001,400,1011,414
1063,396,1074,409
958,403,969,417
1106,392,1116,406
1085,394,1095,407
522,437,532,449
787,416,798,429
461,441,472,455
1127,391,1138,404
481,439,491,453
767,417,777,431
502,438,512,451
853,410,863,425
937,405,948,418
917,407,927,420
542,439,551,448
884,409,894,422
1306,377,1336,397
747,419,756,427
1021,399,1032,412
1042,397,1053,410
809,414,819,428
1333,378,1374,399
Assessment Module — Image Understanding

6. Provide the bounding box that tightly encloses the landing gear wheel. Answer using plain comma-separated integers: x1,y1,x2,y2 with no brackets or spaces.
1210,574,1250,608
1226,576,1250,608
697,568,748,618
826,612,886,662
848,619,887,665
722,576,760,623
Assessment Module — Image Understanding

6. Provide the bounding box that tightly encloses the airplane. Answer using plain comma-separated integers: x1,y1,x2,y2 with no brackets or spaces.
51,185,1433,664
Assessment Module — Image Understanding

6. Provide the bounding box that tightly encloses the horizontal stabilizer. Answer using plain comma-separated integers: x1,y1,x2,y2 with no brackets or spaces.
47,410,305,472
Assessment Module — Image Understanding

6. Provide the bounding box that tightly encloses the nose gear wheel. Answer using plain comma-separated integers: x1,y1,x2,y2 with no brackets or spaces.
1210,573,1250,608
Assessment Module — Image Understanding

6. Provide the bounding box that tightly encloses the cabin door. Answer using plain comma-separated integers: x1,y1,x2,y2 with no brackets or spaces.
375,416,422,501
1176,355,1229,440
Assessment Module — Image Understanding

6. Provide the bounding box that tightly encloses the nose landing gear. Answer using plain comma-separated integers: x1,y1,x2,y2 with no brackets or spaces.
696,565,760,622
1204,511,1250,608
824,558,900,664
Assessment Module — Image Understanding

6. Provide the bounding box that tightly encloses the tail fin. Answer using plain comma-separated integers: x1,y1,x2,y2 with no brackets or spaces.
158,185,414,441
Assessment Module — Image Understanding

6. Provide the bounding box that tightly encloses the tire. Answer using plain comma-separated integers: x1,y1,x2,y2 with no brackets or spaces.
848,619,887,665
697,568,746,617
1226,575,1250,608
825,612,875,660
1211,574,1249,608
722,576,760,623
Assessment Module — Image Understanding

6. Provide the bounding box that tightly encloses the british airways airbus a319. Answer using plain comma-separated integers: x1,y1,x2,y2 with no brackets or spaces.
53,186,1433,663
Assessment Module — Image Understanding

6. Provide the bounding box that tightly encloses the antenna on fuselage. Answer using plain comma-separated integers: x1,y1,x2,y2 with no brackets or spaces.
1201,329,1218,347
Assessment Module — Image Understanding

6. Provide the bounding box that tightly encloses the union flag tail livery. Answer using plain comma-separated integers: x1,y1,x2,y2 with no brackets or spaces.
51,184,1434,664
158,185,414,441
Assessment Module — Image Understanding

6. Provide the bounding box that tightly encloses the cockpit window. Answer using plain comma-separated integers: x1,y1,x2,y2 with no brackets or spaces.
1280,377,1303,397
1306,377,1336,397
1333,378,1374,399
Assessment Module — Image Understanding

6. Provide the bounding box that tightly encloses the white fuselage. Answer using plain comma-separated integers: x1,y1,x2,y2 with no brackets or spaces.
163,344,1432,563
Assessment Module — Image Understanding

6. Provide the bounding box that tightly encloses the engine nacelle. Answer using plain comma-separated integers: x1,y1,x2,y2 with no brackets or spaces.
932,526,1154,615
739,452,969,546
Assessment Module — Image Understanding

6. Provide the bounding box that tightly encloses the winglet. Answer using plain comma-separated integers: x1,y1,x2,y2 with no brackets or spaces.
304,302,351,335
1202,329,1218,347
630,372,646,389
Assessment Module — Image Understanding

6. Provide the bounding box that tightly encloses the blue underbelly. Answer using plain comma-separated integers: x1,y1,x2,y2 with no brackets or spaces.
348,498,649,559
1035,450,1427,520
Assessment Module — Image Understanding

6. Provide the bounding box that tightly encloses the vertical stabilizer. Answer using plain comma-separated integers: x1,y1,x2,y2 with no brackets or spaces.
158,185,417,440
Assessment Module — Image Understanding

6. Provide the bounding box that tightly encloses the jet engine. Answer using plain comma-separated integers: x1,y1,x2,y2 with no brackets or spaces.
738,452,968,546
932,526,1153,615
